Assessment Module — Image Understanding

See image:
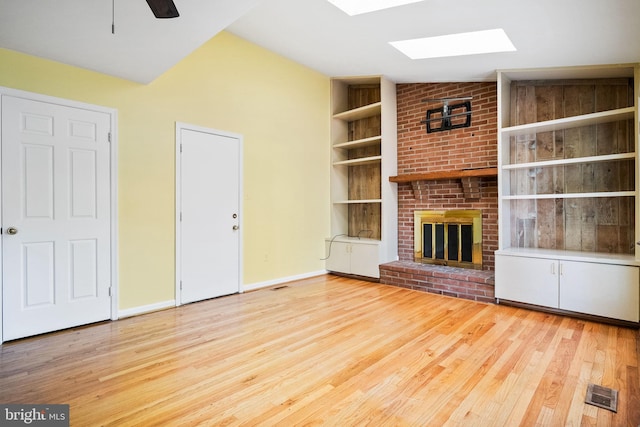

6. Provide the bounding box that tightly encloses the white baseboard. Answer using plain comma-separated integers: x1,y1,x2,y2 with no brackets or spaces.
117,271,327,318
243,270,328,292
118,300,176,319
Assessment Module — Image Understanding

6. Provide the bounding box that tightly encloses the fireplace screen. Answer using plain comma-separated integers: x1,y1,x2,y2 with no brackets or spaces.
414,210,482,269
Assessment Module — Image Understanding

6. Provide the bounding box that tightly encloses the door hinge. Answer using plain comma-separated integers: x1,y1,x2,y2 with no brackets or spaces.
108,132,112,143
108,286,112,297
180,212,182,222
180,281,183,290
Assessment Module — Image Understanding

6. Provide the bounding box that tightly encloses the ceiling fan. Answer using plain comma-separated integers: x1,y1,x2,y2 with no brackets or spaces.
145,0,180,18
112,0,178,34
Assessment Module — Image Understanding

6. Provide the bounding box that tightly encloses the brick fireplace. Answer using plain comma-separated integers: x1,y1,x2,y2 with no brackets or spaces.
380,82,498,302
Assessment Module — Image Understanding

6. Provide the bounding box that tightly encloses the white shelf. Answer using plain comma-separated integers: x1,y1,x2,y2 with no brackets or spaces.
333,155,381,166
325,236,381,244
502,152,635,170
501,107,635,137
496,248,640,266
498,64,636,81
333,136,382,150
503,191,635,200
333,199,382,204
333,102,382,121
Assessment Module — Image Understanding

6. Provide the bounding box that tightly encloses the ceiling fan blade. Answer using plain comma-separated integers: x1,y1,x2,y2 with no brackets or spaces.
146,0,180,18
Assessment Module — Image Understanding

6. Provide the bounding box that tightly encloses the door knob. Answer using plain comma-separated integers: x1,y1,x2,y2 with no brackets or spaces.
232,225,239,230
6,227,18,235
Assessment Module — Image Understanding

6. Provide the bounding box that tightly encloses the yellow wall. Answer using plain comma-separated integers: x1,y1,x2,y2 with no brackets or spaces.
0,31,330,310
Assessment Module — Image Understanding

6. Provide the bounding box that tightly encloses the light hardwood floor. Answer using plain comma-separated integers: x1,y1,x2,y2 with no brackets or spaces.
1,274,639,426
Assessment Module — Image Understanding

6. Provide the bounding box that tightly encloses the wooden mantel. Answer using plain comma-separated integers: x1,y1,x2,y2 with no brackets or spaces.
389,167,498,183
389,167,498,199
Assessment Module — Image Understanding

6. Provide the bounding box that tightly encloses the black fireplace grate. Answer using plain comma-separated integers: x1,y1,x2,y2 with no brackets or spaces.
423,223,474,263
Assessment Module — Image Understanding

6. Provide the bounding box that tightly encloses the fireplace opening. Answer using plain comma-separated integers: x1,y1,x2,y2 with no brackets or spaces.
414,210,482,269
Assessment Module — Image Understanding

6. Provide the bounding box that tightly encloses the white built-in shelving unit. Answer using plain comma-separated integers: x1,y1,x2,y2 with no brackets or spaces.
495,64,640,324
325,76,398,278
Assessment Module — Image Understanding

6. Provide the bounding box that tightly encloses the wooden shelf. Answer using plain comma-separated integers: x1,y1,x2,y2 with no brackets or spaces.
501,107,634,137
389,167,498,183
333,102,382,121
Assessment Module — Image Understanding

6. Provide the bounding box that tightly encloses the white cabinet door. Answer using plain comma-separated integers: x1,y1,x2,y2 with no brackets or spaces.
559,261,639,322
325,240,380,278
497,254,640,322
350,242,380,278
495,255,559,308
325,241,351,274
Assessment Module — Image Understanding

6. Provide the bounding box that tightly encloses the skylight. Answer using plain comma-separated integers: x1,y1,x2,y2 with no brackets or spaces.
390,29,516,59
327,0,424,16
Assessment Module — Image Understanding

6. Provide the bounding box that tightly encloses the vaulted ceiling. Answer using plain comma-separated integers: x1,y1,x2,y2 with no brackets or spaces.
0,0,261,83
1,0,639,84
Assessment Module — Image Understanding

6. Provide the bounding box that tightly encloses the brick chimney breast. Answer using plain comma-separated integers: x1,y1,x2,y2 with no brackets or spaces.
395,82,499,270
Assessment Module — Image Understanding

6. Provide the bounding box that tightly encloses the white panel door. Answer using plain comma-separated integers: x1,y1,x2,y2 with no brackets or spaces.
178,126,241,304
2,95,112,341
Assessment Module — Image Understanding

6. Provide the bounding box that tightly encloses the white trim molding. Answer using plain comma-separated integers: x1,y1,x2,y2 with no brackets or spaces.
118,300,176,319
243,270,328,292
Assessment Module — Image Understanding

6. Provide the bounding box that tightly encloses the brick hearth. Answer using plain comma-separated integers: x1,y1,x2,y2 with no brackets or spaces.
380,261,495,303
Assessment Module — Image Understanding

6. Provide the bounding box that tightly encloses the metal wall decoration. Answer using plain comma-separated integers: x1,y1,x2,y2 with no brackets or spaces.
421,97,472,133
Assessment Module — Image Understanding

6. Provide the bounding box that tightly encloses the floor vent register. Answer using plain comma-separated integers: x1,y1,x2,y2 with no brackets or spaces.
585,383,618,412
